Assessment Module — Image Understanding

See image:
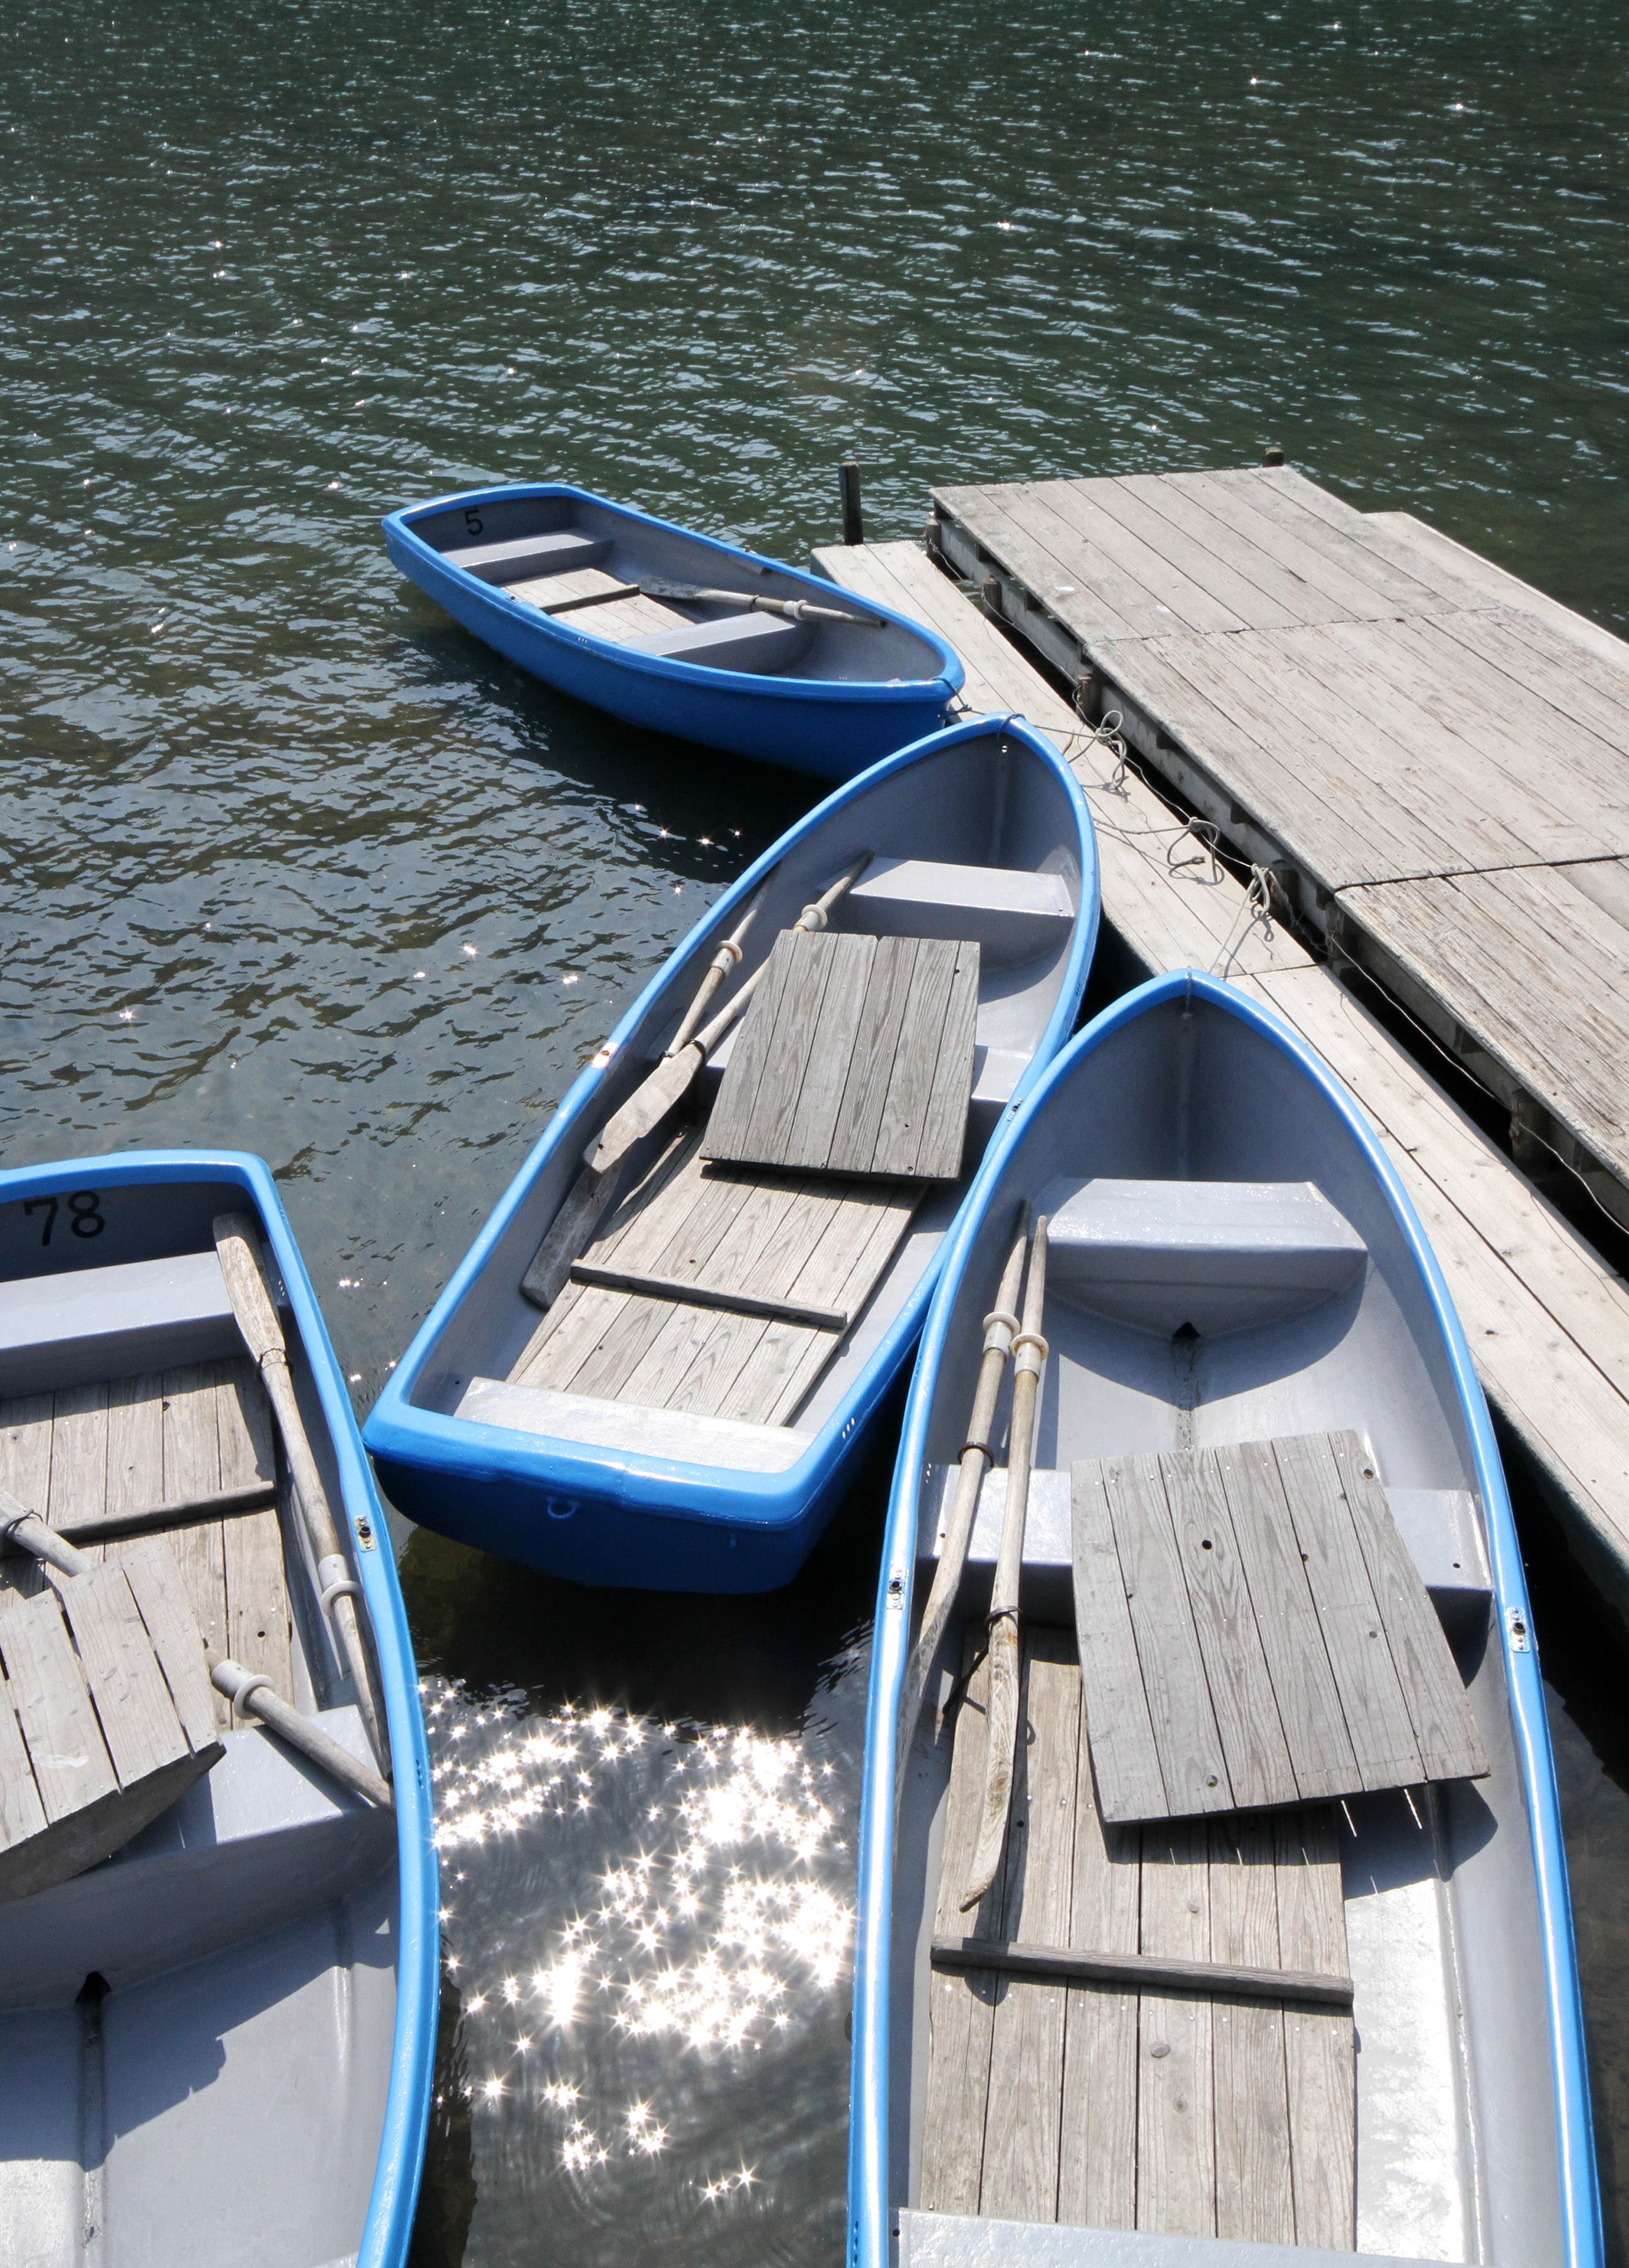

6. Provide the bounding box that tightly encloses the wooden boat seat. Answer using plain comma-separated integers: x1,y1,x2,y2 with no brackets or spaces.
919,1627,1357,2247
509,1126,923,1429
1039,1175,1366,1333
454,1377,813,1474
441,527,611,585
0,1540,222,1903
0,1698,388,2008
704,928,980,1181
842,857,1076,966
1073,1429,1487,1826
626,610,813,673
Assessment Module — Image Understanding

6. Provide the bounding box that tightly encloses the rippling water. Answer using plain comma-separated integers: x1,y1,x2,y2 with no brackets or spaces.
4,0,1628,2259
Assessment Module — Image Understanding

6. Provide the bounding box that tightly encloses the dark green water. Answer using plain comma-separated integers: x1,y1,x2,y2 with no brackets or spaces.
4,0,1628,2259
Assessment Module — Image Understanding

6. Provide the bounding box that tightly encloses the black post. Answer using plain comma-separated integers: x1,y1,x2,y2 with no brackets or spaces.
840,459,864,546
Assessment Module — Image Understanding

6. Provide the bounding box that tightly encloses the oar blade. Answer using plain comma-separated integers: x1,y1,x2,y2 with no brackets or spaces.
520,1164,617,1313
587,1043,701,1176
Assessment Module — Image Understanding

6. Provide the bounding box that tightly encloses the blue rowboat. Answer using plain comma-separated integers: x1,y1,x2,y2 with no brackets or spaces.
382,481,964,776
0,1151,437,2268
364,716,1099,1593
849,970,1599,2268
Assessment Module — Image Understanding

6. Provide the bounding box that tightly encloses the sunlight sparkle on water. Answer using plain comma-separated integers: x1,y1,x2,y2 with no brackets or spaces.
426,1679,854,2212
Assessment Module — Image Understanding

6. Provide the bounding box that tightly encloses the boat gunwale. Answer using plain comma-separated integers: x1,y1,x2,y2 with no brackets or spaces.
382,480,966,705
362,716,1099,1535
843,966,1600,2268
0,1146,438,2268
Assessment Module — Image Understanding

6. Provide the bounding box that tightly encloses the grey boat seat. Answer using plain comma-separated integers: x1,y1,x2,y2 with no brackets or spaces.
0,1251,258,1398
842,857,1076,965
1039,1174,1368,1333
442,528,612,585
626,611,813,673
454,1376,814,1474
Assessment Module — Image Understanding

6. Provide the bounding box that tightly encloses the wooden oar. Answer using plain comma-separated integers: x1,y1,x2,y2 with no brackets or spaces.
0,1487,90,1576
639,580,888,628
212,1213,386,1770
538,582,642,616
0,1489,390,1809
208,1649,392,1809
893,1205,1030,1814
520,852,870,1311
961,1213,1049,1913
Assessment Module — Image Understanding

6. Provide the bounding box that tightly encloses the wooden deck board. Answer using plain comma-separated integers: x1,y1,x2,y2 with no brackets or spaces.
918,467,1629,1244
923,1624,1354,2247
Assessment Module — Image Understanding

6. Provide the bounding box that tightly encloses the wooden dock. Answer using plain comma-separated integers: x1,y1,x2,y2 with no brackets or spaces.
812,513,1629,1642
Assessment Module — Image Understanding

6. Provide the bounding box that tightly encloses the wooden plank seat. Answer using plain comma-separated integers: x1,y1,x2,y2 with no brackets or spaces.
0,1539,222,1903
441,527,611,584
922,1629,1356,2247
845,857,1077,965
0,1249,252,1398
1073,1431,1488,1826
704,928,980,1180
510,1125,923,1429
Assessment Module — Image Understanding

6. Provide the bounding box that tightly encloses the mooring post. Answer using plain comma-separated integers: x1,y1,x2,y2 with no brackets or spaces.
840,459,864,546
1262,443,1285,466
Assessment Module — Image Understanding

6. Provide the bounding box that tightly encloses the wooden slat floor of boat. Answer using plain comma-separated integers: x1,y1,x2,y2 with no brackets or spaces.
920,464,1629,1225
703,927,980,1182
920,1627,1355,2248
506,561,692,643
1073,1432,1485,1826
511,1125,923,1426
0,1356,295,1732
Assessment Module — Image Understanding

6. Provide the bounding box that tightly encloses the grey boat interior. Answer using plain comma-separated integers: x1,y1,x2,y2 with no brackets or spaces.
0,1178,396,2268
408,487,950,684
409,726,1087,1469
889,989,1562,2267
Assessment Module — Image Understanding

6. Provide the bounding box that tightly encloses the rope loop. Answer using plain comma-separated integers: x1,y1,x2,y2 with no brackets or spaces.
1167,816,1222,881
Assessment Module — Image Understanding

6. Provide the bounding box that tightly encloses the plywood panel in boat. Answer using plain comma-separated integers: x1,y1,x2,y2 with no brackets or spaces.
1073,1433,1485,1824
704,927,978,1182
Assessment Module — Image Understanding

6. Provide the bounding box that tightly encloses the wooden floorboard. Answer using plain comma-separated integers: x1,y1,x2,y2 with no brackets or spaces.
923,1624,1354,2247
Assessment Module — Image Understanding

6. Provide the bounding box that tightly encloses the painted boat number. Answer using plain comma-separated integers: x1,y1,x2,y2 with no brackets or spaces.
22,1191,105,1246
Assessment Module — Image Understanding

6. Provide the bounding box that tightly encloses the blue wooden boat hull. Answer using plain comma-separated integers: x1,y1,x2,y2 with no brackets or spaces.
383,482,964,777
0,1150,438,2268
364,718,1099,1593
847,971,1599,2268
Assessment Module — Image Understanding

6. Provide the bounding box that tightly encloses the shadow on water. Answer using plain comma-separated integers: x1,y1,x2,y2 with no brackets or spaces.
1511,1450,1629,2267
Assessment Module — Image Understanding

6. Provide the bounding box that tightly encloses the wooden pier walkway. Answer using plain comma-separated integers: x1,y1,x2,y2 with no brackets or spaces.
813,503,1629,1641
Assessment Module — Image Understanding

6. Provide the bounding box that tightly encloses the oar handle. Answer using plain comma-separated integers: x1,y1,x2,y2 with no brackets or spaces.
209,1650,392,1809
666,876,774,1058
961,1215,1049,1913
690,850,871,1060
894,1205,1031,1814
